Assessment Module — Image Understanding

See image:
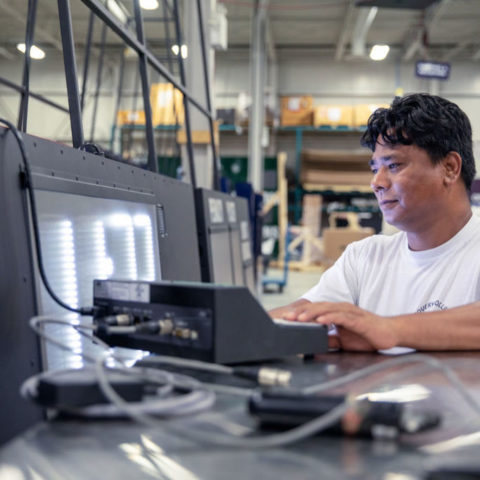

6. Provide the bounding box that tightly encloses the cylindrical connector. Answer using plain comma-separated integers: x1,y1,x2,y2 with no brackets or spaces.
102,314,133,326
234,366,292,387
257,367,292,387
135,318,174,335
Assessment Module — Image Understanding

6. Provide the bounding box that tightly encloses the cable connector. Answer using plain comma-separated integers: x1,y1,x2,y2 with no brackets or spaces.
101,313,134,326
135,319,174,335
233,367,292,387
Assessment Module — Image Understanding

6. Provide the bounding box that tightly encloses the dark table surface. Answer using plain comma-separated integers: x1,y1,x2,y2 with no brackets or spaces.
2,351,480,480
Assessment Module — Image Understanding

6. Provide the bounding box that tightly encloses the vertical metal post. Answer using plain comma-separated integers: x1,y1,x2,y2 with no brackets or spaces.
196,0,221,191
161,0,181,160
110,48,126,150
18,0,38,132
248,0,268,191
90,23,107,142
161,0,175,74
172,0,197,188
80,11,95,113
57,0,84,148
133,0,157,172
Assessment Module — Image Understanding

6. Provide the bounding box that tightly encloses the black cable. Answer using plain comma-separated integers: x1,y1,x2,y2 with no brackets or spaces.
0,120,94,315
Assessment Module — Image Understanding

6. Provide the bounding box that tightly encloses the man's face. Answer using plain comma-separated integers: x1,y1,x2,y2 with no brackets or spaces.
369,139,446,232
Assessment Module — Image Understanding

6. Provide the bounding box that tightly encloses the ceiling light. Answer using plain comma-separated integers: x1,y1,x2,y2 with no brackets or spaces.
16,43,45,60
171,44,188,59
370,44,390,61
106,0,127,24
140,0,159,9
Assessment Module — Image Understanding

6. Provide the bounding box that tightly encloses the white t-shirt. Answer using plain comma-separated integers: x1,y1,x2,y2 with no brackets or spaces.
302,214,480,316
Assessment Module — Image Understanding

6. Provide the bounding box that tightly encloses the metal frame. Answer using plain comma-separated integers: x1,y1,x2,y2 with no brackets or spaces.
133,0,157,172
196,0,221,189
89,23,107,143
7,0,220,189
77,0,219,188
57,0,84,147
18,0,39,132
80,11,95,113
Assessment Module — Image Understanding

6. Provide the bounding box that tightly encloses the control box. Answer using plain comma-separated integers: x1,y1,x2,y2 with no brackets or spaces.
93,279,328,364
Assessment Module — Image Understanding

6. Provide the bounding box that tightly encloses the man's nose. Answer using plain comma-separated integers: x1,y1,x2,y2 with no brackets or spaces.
370,166,390,192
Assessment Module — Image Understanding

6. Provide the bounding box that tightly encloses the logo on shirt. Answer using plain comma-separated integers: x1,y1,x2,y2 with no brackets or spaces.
417,300,447,313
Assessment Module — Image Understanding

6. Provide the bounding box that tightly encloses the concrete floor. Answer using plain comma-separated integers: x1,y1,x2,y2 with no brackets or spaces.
259,268,323,312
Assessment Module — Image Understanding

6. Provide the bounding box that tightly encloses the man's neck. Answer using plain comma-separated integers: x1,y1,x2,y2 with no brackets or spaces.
406,208,473,251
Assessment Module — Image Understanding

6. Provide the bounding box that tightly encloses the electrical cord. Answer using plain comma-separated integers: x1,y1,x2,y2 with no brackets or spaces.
138,354,292,387
25,315,216,418
0,120,94,316
25,314,480,449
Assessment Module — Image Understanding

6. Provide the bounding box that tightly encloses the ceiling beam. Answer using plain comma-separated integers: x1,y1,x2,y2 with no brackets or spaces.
335,0,357,61
402,0,451,61
471,46,480,60
265,16,276,64
351,6,378,58
0,47,14,60
442,40,469,61
0,0,63,51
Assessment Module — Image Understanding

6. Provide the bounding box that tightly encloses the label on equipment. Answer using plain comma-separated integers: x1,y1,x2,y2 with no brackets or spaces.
226,201,236,223
208,198,224,223
95,281,151,303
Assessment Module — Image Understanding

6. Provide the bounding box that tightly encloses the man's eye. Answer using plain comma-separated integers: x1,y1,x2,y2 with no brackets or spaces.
388,163,399,170
370,168,378,174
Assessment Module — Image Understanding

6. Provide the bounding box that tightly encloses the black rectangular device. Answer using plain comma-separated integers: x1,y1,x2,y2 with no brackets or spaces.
93,279,328,364
0,126,202,443
194,188,255,294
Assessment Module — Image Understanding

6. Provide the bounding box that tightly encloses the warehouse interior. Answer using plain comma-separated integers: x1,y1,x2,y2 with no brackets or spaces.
2,0,480,477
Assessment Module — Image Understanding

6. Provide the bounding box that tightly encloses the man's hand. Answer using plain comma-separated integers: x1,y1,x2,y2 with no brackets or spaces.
282,302,399,352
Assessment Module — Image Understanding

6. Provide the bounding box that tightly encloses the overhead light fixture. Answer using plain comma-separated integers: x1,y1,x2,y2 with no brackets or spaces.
171,44,188,59
140,0,159,9
370,44,390,61
106,0,127,24
16,43,45,60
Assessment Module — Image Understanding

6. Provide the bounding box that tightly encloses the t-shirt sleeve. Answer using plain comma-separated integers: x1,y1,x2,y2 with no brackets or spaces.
301,243,360,304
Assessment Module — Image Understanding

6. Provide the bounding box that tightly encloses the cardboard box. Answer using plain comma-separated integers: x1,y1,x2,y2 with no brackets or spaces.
353,104,389,128
150,83,184,126
323,227,374,261
313,105,354,128
300,148,372,187
116,110,145,125
280,96,313,126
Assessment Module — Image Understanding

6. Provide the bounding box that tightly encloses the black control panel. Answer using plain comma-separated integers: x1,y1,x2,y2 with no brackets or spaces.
93,279,328,364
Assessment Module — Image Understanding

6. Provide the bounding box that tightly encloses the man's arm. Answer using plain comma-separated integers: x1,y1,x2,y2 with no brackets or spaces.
281,301,480,351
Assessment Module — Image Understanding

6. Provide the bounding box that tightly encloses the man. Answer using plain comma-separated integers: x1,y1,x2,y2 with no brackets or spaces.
270,93,480,351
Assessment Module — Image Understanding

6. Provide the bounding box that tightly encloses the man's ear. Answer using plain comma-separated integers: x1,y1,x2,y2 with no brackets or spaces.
442,151,462,186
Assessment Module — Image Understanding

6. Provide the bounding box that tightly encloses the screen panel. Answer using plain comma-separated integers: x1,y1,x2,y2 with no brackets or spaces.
210,231,234,284
35,191,162,369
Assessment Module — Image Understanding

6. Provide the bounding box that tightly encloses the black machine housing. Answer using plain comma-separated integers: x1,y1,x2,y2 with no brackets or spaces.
93,279,328,364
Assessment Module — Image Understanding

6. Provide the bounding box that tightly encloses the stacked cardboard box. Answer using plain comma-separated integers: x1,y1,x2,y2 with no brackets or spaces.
323,212,374,262
116,110,145,126
150,83,184,126
353,104,389,128
301,149,373,187
313,105,354,128
280,96,313,126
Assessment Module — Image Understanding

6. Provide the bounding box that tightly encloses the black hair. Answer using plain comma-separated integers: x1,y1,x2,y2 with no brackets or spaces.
361,93,476,190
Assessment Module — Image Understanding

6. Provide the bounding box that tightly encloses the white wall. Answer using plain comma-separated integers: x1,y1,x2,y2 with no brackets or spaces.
2,50,480,176
215,51,480,175
0,51,138,146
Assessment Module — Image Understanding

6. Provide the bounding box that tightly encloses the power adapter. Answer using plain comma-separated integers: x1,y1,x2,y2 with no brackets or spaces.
34,368,144,409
